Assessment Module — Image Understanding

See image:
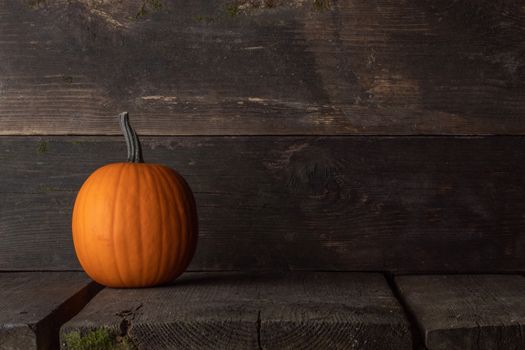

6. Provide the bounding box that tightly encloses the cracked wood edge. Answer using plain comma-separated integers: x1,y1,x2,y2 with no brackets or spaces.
0,272,102,350
395,275,525,350
61,272,412,349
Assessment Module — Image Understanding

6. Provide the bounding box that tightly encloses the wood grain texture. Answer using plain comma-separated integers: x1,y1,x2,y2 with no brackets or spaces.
0,272,101,350
61,273,260,349
257,273,412,349
1,136,525,272
1,0,524,135
395,275,525,350
61,272,412,350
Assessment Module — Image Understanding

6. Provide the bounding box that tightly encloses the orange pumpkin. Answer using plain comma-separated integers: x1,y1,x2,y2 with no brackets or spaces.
72,112,198,288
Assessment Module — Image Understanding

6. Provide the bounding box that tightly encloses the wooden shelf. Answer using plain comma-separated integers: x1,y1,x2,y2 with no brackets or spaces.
1,272,523,349
61,272,412,349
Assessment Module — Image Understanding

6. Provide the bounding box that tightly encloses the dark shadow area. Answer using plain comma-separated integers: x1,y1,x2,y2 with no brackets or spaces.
385,272,426,350
162,271,258,288
38,281,104,350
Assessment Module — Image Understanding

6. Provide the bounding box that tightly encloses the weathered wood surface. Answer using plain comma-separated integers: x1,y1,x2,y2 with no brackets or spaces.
0,272,100,350
1,0,525,135
256,273,412,349
396,275,525,350
61,272,412,349
1,136,525,272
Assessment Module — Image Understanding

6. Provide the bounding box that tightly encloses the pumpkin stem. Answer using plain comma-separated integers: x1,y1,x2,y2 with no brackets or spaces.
118,112,144,163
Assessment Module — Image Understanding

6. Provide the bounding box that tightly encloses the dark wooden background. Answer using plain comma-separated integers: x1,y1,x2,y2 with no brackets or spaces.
1,0,524,272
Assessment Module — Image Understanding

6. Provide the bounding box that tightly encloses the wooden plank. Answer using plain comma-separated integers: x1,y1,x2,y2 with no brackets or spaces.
0,272,101,350
395,275,525,350
1,136,525,272
61,272,260,349
0,193,77,270
1,0,525,135
61,272,412,349
257,273,412,349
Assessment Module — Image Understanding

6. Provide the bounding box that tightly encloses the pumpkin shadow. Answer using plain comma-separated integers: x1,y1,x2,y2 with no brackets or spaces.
160,271,257,288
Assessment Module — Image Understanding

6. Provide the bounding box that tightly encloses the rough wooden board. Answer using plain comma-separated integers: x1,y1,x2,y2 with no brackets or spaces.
1,136,525,272
395,275,525,350
0,193,78,270
257,273,412,350
1,0,525,135
0,272,101,350
61,272,411,350
61,273,260,349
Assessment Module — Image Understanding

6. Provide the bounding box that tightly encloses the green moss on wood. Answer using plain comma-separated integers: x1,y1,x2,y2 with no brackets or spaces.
313,0,331,11
135,0,164,19
37,141,48,154
39,185,58,193
62,329,135,350
28,0,47,9
226,4,240,17
223,1,331,16
194,15,214,23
